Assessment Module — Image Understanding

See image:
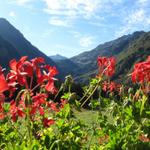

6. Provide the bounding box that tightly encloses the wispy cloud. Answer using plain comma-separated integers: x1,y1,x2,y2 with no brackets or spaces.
115,8,150,37
48,17,72,27
138,0,149,5
43,0,103,27
70,31,96,48
79,36,94,48
11,0,32,6
43,0,101,18
9,11,16,17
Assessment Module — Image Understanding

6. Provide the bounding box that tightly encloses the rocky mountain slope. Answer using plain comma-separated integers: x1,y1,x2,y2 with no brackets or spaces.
54,31,150,84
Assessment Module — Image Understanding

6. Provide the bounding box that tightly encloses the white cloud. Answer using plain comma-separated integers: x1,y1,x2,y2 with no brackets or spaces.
138,0,149,5
48,17,71,27
70,31,81,38
127,9,145,24
43,0,103,27
79,36,94,48
12,0,32,5
43,0,101,19
69,31,96,48
9,11,16,17
115,9,150,37
43,0,125,27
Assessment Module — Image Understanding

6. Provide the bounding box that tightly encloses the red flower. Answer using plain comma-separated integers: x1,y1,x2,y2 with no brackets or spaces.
0,113,4,120
0,56,59,122
44,66,58,94
43,118,55,127
0,94,5,120
32,93,47,105
23,61,33,77
0,66,9,93
102,81,108,92
47,101,59,112
131,56,150,83
39,106,44,115
45,79,57,94
109,81,116,92
46,66,58,77
97,56,116,77
8,56,28,86
9,100,25,122
0,93,5,106
31,57,45,78
30,93,47,116
60,99,68,108
102,81,118,92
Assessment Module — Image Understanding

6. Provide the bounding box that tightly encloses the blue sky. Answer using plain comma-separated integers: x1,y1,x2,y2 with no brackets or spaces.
0,0,150,58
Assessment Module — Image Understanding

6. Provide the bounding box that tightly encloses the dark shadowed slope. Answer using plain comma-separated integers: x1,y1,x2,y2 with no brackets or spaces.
0,18,56,66
0,35,20,69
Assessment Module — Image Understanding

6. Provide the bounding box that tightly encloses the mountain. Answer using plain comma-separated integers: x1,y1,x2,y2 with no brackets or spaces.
50,54,67,61
49,55,80,78
0,35,20,69
55,31,150,84
114,31,150,83
0,18,56,68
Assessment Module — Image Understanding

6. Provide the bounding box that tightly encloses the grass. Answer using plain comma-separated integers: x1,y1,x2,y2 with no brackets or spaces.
73,109,99,125
73,109,100,147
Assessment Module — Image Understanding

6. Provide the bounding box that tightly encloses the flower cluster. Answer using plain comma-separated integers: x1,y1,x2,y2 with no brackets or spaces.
102,81,120,92
132,56,150,83
97,56,116,77
0,56,67,127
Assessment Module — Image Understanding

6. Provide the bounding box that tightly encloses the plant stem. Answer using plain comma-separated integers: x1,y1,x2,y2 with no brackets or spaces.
50,140,60,150
31,83,41,92
87,127,95,150
79,85,94,103
54,84,63,101
30,76,33,89
81,83,99,107
27,107,32,147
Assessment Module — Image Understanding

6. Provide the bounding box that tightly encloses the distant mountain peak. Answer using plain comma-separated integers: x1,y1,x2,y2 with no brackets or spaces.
49,54,67,61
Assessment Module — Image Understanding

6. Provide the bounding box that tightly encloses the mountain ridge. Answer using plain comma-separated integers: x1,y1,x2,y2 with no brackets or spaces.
53,31,149,84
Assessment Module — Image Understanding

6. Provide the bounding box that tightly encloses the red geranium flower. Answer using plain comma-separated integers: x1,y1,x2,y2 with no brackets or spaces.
102,81,118,92
43,118,55,127
97,56,116,77
131,56,150,83
60,99,68,108
29,93,47,116
9,100,25,122
0,94,5,120
0,66,9,93
47,101,59,112
8,56,28,86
